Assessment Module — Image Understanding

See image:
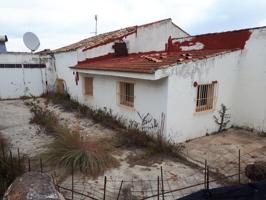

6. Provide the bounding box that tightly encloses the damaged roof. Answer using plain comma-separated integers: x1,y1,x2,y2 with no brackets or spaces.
73,49,238,74
53,18,183,53
73,26,256,74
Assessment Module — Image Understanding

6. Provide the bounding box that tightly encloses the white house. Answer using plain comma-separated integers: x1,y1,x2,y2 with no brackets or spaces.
1,18,266,143
52,18,189,100
70,26,266,142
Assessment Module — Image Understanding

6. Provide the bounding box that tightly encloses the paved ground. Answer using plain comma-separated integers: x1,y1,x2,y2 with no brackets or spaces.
183,129,266,182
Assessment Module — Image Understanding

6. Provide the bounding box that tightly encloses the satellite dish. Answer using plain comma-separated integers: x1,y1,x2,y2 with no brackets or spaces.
23,32,40,52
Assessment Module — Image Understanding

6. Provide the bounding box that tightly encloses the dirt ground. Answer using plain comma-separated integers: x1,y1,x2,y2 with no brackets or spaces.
0,99,213,200
3,99,265,199
0,100,53,157
183,129,266,181
2,99,266,199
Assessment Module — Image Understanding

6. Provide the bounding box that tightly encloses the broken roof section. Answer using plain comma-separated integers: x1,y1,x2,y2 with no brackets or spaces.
169,27,254,52
73,26,256,74
53,18,187,53
73,50,237,74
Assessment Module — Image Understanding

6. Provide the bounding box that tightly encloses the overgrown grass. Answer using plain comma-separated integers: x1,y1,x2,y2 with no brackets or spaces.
27,100,119,176
42,92,184,157
43,92,126,130
42,131,119,177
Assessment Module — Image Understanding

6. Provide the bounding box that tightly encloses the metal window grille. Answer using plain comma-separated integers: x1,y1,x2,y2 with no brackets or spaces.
196,83,216,112
84,77,93,96
119,82,134,107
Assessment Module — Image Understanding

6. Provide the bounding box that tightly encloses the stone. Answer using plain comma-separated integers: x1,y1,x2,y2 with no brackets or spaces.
245,161,266,181
3,172,65,200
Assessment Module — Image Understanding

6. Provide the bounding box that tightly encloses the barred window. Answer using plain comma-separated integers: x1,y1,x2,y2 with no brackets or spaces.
119,82,134,107
196,83,216,112
84,77,93,96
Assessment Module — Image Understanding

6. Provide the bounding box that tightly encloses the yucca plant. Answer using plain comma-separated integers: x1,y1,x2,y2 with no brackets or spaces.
42,132,119,177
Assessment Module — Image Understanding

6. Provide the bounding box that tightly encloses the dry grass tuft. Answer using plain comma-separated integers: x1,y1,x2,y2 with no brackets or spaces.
27,100,119,176
42,132,119,177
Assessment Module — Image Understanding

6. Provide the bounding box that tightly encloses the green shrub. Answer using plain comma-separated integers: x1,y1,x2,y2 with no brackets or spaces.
42,132,119,177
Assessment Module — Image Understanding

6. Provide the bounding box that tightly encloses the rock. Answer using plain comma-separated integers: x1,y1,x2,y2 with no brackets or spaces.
245,161,266,181
4,172,65,200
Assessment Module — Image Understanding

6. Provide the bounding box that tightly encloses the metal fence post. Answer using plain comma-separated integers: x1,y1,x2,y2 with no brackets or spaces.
103,176,107,200
157,176,160,200
71,164,74,200
204,160,207,189
40,158,43,173
28,158,31,172
161,166,165,200
206,166,209,190
117,180,123,200
238,149,241,184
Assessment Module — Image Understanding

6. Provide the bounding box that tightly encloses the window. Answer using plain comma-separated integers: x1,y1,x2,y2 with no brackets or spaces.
196,83,216,112
119,82,134,107
84,77,93,96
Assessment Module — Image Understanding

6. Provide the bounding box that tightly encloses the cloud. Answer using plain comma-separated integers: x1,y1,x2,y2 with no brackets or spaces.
2,0,266,51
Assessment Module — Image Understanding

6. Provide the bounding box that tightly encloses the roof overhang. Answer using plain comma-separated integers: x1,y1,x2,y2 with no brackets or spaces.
71,67,171,80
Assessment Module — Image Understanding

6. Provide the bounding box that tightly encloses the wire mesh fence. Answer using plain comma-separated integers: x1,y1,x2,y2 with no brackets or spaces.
1,143,266,200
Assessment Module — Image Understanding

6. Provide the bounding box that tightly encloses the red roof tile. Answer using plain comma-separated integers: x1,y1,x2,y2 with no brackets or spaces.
170,28,252,52
72,26,258,74
73,49,238,74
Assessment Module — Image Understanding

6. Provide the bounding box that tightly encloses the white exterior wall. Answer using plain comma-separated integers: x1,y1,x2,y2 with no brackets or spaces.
233,28,266,131
164,51,241,142
79,74,168,125
82,20,188,60
54,51,83,100
127,21,188,53
0,53,56,99
54,20,188,107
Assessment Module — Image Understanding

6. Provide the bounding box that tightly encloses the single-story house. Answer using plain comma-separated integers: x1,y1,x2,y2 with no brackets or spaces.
1,18,266,143
69,26,266,142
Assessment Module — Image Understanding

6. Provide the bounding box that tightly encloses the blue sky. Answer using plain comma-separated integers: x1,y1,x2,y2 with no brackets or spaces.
2,0,266,51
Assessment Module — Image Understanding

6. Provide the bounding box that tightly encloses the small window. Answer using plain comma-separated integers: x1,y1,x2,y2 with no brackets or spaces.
84,77,93,96
196,83,216,112
119,82,134,107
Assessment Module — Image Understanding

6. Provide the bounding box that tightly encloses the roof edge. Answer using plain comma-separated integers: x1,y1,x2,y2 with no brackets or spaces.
172,25,266,41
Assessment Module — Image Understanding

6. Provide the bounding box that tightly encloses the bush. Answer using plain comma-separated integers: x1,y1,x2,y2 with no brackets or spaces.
0,133,26,196
43,92,184,157
42,131,119,177
28,101,58,135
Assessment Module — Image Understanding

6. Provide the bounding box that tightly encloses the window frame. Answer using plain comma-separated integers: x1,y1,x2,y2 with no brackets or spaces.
118,81,135,108
195,82,217,112
83,76,93,97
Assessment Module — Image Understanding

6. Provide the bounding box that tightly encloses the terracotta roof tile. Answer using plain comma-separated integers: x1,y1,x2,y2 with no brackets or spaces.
73,49,238,74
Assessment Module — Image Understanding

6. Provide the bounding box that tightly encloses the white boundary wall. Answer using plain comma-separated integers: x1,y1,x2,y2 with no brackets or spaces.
0,53,56,99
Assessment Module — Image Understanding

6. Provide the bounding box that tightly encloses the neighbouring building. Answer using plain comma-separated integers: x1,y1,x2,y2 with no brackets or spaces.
1,19,266,142
0,35,8,52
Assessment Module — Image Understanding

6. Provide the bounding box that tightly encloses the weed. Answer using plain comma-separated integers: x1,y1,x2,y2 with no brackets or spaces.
27,101,59,136
42,131,119,177
26,101,119,176
0,133,26,196
42,92,184,158
214,104,230,132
